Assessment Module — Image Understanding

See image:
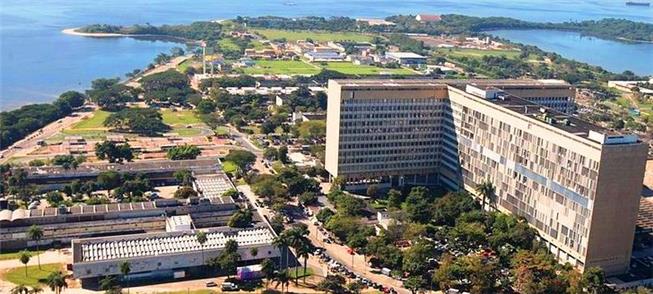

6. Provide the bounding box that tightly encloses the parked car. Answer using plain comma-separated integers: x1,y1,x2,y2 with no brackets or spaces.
205,281,217,287
221,282,239,291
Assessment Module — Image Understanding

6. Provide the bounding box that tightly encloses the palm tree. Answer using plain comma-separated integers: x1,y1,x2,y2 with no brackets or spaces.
119,261,131,294
19,250,31,277
29,286,43,294
250,247,258,258
296,239,313,284
475,180,496,210
27,225,44,269
261,258,276,289
273,233,290,270
274,270,290,294
46,271,67,294
195,230,207,265
11,284,29,294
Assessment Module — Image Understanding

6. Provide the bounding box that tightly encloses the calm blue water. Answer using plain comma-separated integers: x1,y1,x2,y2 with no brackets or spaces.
1,0,652,110
491,30,653,75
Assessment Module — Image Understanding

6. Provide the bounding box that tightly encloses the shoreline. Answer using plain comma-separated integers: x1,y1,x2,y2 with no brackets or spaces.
62,27,133,37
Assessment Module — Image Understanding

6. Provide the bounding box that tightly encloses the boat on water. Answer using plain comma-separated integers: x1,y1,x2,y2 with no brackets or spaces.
625,1,651,6
283,1,297,6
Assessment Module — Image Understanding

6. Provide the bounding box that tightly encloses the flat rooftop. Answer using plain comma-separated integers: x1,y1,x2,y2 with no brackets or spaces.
333,78,573,89
75,226,275,263
386,52,426,58
194,173,236,204
332,79,634,142
24,157,222,178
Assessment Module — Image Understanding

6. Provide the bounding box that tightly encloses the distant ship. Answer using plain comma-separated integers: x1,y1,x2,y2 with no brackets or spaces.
283,1,297,6
625,1,650,6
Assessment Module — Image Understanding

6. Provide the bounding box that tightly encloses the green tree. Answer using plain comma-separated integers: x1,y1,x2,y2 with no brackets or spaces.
196,100,216,114
27,225,44,269
217,239,240,278
119,261,131,294
45,271,67,294
403,186,432,223
403,275,427,294
173,169,194,186
224,150,256,172
475,180,496,210
45,191,64,207
196,231,208,266
317,275,346,293
298,191,318,206
582,267,607,294
104,108,169,135
58,91,86,109
274,270,290,294
52,155,81,170
174,186,197,199
166,144,201,160
95,141,133,163
278,146,289,163
402,240,435,275
261,258,276,288
387,189,403,208
96,171,123,195
228,209,252,228
273,232,291,269
19,251,31,277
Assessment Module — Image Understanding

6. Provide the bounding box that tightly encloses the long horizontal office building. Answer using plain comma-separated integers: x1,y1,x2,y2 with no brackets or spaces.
72,226,280,282
0,199,239,251
325,79,647,275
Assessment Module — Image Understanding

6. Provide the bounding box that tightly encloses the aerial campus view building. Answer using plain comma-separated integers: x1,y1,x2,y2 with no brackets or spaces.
0,158,280,287
325,79,647,275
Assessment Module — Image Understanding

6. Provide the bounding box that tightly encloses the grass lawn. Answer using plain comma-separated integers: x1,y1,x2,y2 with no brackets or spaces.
436,48,521,59
71,110,111,130
222,161,238,173
249,40,270,50
2,263,63,287
323,62,415,75
0,250,44,261
60,129,109,140
251,28,372,42
215,126,231,136
176,58,197,72
371,199,388,210
160,109,202,126
287,266,313,279
218,38,241,52
170,127,203,137
244,60,320,75
242,125,262,135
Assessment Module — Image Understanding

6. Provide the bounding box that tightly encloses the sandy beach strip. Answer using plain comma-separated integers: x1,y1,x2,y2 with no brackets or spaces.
62,27,132,37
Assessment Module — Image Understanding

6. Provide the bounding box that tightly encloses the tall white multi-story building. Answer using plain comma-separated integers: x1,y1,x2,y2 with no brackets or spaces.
325,79,646,275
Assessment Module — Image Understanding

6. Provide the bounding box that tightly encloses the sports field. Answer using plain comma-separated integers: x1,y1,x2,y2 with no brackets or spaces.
245,60,415,75
244,60,321,75
324,62,415,75
251,28,373,42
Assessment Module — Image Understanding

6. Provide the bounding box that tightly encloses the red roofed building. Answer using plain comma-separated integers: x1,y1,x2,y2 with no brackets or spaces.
416,14,442,22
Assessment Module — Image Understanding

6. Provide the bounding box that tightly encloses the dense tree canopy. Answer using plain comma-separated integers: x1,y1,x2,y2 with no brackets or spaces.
140,70,195,104
104,108,169,135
